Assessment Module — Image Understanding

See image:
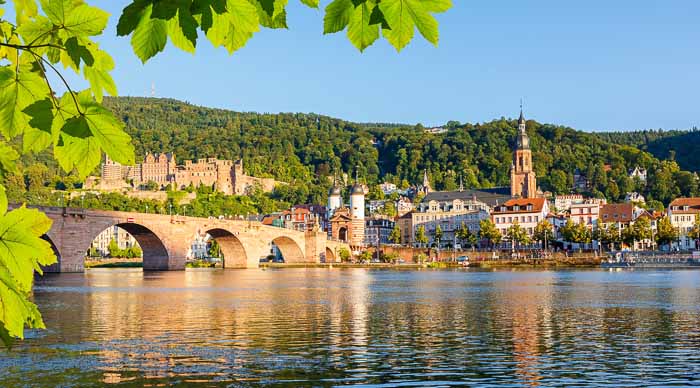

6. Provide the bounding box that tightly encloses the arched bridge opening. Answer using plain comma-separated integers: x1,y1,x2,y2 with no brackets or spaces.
109,223,169,271
40,235,61,273
206,228,249,268
272,236,305,264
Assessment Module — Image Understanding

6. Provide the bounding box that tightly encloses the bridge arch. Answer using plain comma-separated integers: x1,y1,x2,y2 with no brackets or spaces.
87,223,170,271
205,228,249,268
325,247,336,263
272,236,305,263
40,235,61,273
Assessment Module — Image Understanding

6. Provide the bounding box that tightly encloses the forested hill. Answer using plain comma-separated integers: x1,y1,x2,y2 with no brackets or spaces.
595,129,700,173
101,97,698,206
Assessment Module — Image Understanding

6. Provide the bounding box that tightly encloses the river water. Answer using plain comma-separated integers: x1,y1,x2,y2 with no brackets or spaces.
2,268,700,387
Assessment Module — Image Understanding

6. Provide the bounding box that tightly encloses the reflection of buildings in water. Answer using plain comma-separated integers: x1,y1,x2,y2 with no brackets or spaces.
497,272,556,387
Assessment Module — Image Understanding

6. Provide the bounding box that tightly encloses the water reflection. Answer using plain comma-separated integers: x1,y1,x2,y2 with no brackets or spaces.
2,268,700,386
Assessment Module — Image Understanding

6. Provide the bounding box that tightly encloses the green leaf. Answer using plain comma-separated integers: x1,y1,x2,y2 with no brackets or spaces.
15,15,52,46
167,8,198,53
0,141,19,179
0,206,54,292
206,0,260,54
39,0,77,26
130,5,168,63
82,47,117,103
54,131,101,177
116,0,150,36
347,1,378,51
21,98,53,153
0,185,7,215
299,0,318,8
323,0,353,34
62,3,110,36
379,0,440,51
61,36,95,71
405,0,438,45
0,66,48,139
423,0,451,13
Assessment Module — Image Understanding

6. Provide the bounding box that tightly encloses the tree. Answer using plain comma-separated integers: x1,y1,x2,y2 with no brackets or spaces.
415,225,429,248
108,239,124,258
632,216,653,249
389,225,401,244
434,225,443,248
506,221,530,249
0,0,455,348
532,220,554,249
456,222,476,249
479,219,501,248
338,247,351,262
689,215,700,249
358,250,373,263
655,216,678,248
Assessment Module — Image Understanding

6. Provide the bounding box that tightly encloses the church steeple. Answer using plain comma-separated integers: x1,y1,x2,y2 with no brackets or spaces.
511,104,536,198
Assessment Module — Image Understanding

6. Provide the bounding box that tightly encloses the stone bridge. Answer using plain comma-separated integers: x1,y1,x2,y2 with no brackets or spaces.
20,206,349,272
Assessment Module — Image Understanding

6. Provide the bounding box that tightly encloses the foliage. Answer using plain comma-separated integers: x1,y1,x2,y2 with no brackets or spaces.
560,219,591,246
0,203,56,347
388,225,401,244
478,218,501,247
338,247,350,262
414,225,428,247
655,216,678,247
0,0,454,348
455,222,476,248
107,239,142,258
358,250,372,263
689,215,700,242
434,224,443,243
506,221,530,246
532,219,553,246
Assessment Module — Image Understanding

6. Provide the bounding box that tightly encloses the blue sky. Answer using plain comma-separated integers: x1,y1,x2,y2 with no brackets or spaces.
58,2,700,131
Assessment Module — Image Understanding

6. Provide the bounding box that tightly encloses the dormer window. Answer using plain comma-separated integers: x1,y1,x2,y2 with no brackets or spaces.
527,205,533,211
684,206,689,211
514,205,520,211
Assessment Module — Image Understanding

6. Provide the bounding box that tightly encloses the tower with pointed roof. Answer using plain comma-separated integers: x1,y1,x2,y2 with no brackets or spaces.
327,173,342,220
510,106,537,198
349,167,366,247
421,169,432,195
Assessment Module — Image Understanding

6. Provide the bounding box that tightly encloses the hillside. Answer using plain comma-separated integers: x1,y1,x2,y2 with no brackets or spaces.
596,129,700,173
6,97,698,209
101,97,698,205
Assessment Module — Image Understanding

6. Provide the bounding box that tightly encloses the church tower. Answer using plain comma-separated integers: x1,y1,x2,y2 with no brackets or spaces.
510,107,537,198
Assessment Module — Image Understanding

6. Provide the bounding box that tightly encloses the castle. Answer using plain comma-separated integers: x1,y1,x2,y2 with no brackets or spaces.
95,153,280,195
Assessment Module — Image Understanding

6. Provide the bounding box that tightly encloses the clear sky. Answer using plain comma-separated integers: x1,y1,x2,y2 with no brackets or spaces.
70,1,700,131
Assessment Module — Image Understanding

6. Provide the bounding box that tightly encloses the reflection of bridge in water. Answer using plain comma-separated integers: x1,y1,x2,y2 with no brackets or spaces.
20,206,349,272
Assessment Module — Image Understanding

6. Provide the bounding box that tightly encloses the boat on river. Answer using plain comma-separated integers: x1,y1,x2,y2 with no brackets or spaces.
602,251,700,269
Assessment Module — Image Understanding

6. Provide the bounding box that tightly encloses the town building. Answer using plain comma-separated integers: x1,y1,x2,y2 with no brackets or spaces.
396,196,415,217
569,200,601,227
554,194,584,213
397,211,414,245
90,226,138,257
410,197,490,248
379,182,398,195
367,200,387,215
92,154,280,195
328,173,366,250
364,216,396,246
629,166,648,182
668,198,700,250
261,205,325,232
510,110,537,198
624,192,646,204
492,197,550,239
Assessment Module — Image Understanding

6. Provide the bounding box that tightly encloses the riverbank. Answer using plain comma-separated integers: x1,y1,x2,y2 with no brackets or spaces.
260,256,601,269
85,258,142,268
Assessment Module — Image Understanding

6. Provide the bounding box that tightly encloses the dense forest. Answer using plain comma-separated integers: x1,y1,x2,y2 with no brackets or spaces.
4,97,699,213
596,128,700,173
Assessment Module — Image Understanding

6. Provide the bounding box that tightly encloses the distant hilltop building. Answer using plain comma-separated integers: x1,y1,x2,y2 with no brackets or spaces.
628,166,648,182
424,127,448,134
93,153,281,195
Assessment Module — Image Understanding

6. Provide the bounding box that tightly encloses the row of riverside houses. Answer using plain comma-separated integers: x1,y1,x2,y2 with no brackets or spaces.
262,108,700,253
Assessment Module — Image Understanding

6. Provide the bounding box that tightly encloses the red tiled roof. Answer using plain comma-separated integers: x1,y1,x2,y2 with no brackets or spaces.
492,197,546,214
669,198,700,214
600,203,634,223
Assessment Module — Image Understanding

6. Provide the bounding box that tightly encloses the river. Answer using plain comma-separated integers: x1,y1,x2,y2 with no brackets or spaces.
2,268,700,386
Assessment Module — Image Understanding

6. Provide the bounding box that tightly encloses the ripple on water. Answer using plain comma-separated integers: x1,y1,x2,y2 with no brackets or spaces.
2,268,700,386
